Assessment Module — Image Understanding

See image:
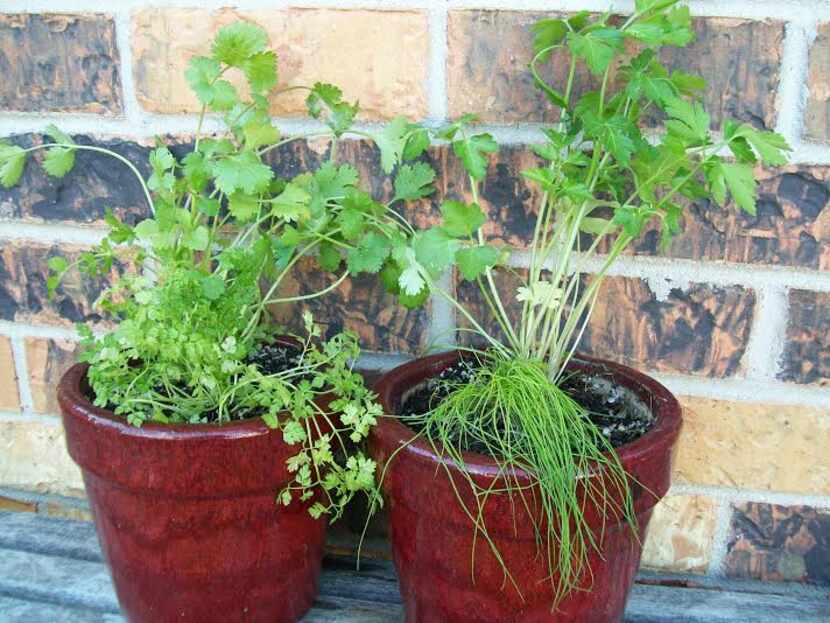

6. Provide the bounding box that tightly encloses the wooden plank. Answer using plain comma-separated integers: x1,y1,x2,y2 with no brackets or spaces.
0,511,101,562
1,511,829,623
0,596,124,622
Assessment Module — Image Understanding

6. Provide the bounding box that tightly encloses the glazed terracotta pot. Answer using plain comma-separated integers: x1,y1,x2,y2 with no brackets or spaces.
369,351,682,623
58,362,326,623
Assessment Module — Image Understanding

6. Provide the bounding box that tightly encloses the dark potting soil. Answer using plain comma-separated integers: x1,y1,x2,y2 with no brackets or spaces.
399,358,656,450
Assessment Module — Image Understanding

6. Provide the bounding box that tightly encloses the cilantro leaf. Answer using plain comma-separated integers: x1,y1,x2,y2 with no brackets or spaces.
243,116,280,149
306,83,358,137
212,21,268,67
212,151,274,195
271,182,311,221
373,116,410,173
453,132,498,181
0,142,26,188
228,192,259,222
243,51,278,94
43,124,76,177
182,225,210,251
413,227,457,277
185,56,222,105
456,245,499,281
337,207,365,241
393,162,436,202
317,241,342,272
347,232,392,274
440,201,486,238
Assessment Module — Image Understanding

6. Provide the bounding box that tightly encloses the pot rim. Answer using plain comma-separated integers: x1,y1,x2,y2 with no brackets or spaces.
371,350,682,484
58,362,276,440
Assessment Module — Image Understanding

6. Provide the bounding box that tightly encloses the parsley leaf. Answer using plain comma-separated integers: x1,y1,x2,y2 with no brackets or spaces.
567,28,624,76
0,142,26,188
721,162,757,215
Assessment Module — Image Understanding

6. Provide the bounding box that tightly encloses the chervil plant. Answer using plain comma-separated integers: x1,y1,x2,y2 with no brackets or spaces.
370,0,791,604
0,21,432,521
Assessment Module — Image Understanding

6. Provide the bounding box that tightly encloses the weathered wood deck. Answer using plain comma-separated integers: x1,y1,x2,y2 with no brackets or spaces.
0,511,828,622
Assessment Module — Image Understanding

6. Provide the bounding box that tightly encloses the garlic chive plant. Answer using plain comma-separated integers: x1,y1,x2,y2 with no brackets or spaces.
375,0,791,604
0,21,429,521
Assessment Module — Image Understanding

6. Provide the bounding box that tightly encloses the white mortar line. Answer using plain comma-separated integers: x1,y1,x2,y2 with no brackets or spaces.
427,270,458,352
0,222,107,246
741,285,789,381
775,20,816,150
0,321,80,342
670,482,830,511
707,497,734,578
0,411,60,424
654,373,830,406
9,336,34,414
508,249,830,292
5,0,830,21
426,5,449,123
113,7,141,126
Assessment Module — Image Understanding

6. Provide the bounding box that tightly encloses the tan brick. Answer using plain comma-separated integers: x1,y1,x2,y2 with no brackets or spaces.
0,336,20,412
641,494,717,574
0,419,84,496
675,397,830,496
25,338,81,415
132,8,428,120
0,495,36,513
805,23,830,142
0,14,122,114
447,11,783,129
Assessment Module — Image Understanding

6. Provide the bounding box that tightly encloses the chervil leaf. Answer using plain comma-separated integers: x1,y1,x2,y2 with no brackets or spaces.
0,142,26,188
440,201,486,238
393,162,436,202
453,133,498,181
347,232,392,274
567,28,624,76
456,245,499,281
373,116,410,174
271,182,311,221
243,50,278,94
306,82,358,137
212,151,273,195
212,21,268,67
721,162,757,215
413,227,457,277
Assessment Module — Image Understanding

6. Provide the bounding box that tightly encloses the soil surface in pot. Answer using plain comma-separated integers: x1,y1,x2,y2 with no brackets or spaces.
399,358,656,450
86,341,306,423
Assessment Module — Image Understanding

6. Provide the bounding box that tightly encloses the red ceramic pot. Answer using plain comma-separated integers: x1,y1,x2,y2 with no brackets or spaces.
58,362,326,623
369,351,682,623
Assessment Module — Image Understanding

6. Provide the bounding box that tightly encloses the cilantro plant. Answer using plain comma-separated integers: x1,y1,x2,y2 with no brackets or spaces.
370,0,791,606
0,21,432,521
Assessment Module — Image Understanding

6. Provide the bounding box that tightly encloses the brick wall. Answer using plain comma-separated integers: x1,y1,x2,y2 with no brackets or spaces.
0,0,828,587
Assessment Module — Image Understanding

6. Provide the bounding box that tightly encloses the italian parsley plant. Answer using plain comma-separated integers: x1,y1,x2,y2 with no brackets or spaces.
368,0,791,605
